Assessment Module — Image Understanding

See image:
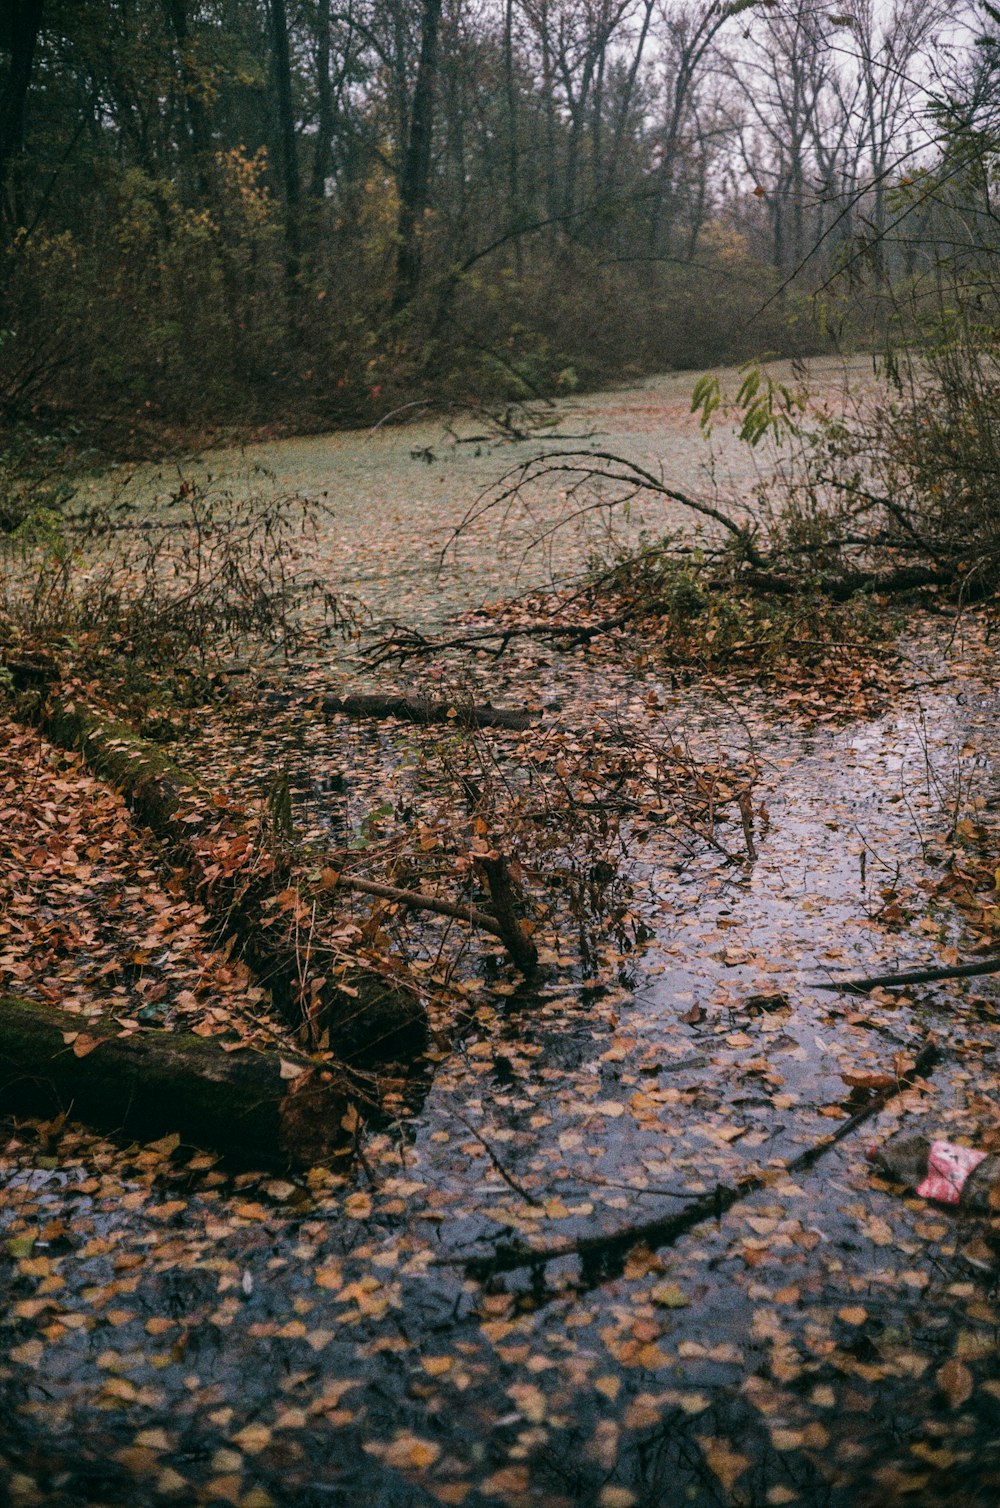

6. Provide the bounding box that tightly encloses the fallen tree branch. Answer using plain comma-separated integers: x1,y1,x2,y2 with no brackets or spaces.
366,557,956,670
334,874,506,942
369,610,636,665
266,688,541,732
443,1040,937,1279
0,994,355,1168
475,853,539,973
449,450,768,568
736,563,956,601
817,956,1000,992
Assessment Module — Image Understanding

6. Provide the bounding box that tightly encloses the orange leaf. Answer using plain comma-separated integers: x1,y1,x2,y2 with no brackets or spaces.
937,1358,973,1408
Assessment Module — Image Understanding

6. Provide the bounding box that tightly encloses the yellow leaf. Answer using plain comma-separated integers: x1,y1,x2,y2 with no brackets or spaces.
651,1283,689,1309
232,1424,271,1454
10,1339,44,1368
264,1180,297,1201
135,1429,171,1451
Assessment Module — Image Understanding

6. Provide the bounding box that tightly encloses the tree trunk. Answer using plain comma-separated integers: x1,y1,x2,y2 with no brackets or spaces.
0,0,44,231
310,0,333,200
268,0,302,286
390,0,442,316
503,0,522,274
0,994,353,1169
163,0,211,198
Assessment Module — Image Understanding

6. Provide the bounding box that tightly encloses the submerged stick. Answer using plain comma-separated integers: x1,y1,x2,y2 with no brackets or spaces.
817,957,1000,992
444,1040,937,1278
334,874,505,943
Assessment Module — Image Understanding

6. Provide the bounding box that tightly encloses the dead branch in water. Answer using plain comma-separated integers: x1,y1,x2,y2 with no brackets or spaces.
330,872,528,960
817,956,1000,992
369,610,636,666
442,1040,938,1279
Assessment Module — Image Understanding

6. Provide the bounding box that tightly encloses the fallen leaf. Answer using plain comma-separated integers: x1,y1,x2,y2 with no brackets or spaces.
937,1358,974,1408
697,1436,749,1493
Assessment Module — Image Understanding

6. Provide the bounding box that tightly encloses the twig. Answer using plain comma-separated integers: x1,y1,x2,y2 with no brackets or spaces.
738,790,757,862
451,1110,543,1206
369,610,635,666
785,1040,938,1170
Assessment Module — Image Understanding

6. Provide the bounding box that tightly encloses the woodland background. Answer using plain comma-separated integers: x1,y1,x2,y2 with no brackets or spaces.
0,0,986,445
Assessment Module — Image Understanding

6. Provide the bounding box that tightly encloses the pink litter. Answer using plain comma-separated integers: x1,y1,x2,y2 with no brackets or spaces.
868,1132,1000,1211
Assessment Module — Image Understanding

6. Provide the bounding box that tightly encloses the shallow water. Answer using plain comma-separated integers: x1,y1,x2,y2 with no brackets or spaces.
100,353,874,635
4,359,1000,1508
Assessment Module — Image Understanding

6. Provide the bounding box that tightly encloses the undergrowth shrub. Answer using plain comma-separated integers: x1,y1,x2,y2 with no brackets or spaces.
0,461,349,686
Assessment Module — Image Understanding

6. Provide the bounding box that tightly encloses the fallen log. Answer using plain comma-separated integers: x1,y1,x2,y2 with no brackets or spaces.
33,694,426,1065
42,697,209,843
736,563,956,602
266,688,541,732
0,995,353,1168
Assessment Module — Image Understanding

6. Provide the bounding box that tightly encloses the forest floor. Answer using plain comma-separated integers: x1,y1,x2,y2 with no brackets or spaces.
4,361,1000,1507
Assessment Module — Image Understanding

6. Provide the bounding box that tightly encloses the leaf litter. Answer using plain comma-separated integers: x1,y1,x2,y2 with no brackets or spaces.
4,379,1000,1505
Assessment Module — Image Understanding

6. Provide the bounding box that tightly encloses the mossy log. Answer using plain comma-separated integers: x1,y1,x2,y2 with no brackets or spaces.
36,694,426,1066
42,698,207,841
0,995,351,1168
